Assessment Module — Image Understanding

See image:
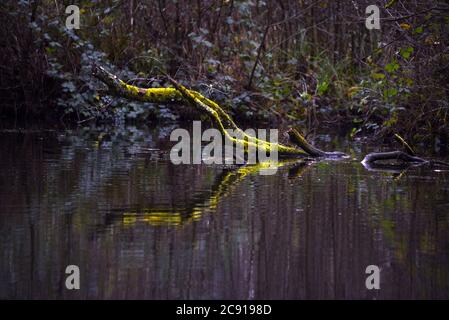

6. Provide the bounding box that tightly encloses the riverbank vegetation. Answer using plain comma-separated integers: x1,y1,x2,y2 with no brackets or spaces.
0,1,448,146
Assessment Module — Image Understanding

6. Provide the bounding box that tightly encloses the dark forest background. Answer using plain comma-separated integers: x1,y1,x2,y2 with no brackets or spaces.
0,0,448,144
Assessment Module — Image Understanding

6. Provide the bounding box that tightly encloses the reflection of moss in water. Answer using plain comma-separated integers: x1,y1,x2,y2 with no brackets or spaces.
361,171,449,291
315,162,330,170
380,215,449,289
123,210,186,226
380,218,396,241
121,159,309,227
420,231,436,255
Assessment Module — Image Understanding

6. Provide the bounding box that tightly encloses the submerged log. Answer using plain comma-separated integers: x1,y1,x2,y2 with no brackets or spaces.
92,65,347,159
362,134,449,169
362,150,426,165
286,128,348,158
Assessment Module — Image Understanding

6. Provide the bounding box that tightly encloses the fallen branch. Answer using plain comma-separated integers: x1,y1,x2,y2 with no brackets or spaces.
393,133,416,156
92,65,347,159
286,128,325,157
286,128,348,158
362,134,449,169
362,150,427,164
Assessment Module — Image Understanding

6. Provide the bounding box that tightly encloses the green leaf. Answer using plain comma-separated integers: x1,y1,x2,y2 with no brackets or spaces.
300,92,312,101
413,26,424,34
383,88,398,98
400,46,414,60
385,62,400,73
317,80,329,96
371,73,386,80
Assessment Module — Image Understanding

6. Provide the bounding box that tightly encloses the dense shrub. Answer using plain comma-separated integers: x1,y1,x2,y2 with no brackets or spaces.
0,1,447,143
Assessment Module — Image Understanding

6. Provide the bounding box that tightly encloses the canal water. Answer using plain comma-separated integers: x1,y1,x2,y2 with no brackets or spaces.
1,125,448,299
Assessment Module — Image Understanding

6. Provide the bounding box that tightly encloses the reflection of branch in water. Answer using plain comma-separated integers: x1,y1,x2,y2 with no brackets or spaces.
288,160,312,179
117,159,311,227
361,161,422,180
361,159,449,180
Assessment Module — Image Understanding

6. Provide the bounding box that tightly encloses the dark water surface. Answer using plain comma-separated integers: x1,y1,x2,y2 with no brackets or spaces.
1,125,449,299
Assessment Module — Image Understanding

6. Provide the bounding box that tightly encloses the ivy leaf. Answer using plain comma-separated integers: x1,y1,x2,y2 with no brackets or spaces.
62,81,76,93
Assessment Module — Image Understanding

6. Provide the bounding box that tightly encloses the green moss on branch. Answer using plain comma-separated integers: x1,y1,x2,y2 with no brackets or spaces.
92,65,347,159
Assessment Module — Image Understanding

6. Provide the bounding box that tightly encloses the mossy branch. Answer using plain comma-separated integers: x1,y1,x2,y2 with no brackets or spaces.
93,65,347,158
394,134,416,156
286,128,326,157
